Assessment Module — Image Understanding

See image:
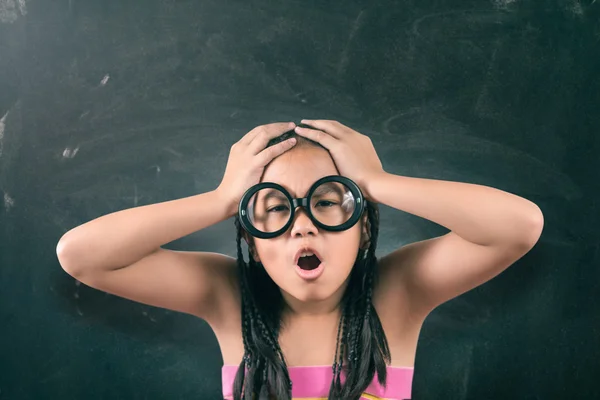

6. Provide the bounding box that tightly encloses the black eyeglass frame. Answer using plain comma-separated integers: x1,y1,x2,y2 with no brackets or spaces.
238,175,367,239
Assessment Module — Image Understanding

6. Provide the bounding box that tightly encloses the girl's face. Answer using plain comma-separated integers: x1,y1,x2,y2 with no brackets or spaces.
246,145,368,313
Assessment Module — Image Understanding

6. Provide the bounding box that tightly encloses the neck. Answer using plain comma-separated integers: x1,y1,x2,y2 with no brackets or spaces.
280,280,348,321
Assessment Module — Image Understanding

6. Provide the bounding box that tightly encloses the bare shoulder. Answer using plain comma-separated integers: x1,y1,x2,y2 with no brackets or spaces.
373,250,426,333
372,251,425,366
373,251,412,317
161,250,243,330
187,251,242,329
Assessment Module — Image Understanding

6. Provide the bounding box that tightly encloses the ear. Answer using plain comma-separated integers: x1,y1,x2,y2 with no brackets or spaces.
242,231,261,262
360,212,371,250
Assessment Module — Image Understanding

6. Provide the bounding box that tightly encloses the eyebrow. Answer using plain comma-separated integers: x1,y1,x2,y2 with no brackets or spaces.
258,182,344,202
312,183,344,197
260,189,288,202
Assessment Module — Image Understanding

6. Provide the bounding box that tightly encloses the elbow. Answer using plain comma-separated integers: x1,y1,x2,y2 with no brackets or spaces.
521,206,544,250
56,233,83,277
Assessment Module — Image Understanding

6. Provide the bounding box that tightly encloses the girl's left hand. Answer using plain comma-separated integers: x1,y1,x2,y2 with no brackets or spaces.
294,119,385,197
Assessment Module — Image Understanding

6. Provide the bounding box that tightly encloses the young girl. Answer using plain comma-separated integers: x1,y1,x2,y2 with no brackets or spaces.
56,120,544,400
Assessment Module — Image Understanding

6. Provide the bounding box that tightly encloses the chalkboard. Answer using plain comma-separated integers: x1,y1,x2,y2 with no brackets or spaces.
1,0,598,399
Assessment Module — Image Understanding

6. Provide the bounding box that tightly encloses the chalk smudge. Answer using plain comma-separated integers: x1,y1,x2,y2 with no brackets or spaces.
4,192,14,212
0,0,27,23
62,146,80,159
0,111,6,157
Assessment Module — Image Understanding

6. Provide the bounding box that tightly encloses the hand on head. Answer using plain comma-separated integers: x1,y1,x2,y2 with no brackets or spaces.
216,122,298,215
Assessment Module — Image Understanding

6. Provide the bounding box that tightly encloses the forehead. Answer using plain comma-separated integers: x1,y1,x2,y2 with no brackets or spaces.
261,145,339,196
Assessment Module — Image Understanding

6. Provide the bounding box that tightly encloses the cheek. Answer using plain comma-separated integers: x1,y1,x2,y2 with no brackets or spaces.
254,240,281,263
326,230,362,271
254,241,288,279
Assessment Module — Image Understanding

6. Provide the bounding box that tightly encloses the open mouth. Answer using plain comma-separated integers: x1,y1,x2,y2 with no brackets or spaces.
297,254,321,270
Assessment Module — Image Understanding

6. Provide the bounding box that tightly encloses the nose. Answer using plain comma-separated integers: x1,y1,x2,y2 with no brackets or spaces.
290,207,318,237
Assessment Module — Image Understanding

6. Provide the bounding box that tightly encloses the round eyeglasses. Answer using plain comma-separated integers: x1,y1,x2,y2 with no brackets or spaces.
238,175,367,239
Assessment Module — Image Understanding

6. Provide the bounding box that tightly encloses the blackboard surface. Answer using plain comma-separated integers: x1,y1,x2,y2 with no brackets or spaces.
1,0,598,399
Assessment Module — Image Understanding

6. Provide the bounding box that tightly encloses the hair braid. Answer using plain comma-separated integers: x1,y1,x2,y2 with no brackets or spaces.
329,302,349,398
365,205,390,386
233,219,293,399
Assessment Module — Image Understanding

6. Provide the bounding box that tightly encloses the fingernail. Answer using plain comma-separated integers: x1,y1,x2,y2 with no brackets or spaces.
289,122,296,128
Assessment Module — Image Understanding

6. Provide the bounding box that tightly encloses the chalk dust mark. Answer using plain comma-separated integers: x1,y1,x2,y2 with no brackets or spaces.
474,38,502,118
74,280,84,316
149,165,161,179
408,9,480,59
295,92,308,104
492,0,518,8
62,146,80,159
568,0,584,16
0,0,26,23
38,366,71,384
0,110,6,157
338,10,366,76
163,147,183,157
142,310,158,323
100,74,110,86
4,192,14,212
459,343,474,398
132,184,139,207
381,107,421,135
411,10,472,39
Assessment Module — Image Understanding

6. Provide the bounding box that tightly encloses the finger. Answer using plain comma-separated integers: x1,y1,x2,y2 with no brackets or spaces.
294,126,338,150
300,119,346,138
240,122,295,147
255,137,297,167
247,122,296,153
243,122,294,146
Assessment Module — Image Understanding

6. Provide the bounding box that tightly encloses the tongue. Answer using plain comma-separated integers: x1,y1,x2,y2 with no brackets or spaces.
298,255,320,270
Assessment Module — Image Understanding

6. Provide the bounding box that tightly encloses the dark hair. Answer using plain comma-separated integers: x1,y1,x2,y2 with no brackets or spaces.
232,128,391,400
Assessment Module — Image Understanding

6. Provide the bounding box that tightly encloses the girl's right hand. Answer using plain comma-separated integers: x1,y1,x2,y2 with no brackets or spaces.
216,122,297,216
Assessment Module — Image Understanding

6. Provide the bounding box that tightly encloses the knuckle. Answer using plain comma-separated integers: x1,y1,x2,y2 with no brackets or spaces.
270,145,280,155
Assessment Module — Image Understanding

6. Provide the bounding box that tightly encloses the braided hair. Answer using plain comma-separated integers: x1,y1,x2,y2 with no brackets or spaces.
232,130,391,400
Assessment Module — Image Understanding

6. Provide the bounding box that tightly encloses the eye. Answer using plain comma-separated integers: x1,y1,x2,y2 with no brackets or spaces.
316,200,337,207
268,205,289,212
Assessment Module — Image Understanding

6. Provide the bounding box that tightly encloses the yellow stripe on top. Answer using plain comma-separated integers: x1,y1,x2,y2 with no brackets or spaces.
362,394,388,400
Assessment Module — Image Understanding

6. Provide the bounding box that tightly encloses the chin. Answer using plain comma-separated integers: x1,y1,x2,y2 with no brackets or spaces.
288,282,345,304
293,290,331,303
278,283,325,302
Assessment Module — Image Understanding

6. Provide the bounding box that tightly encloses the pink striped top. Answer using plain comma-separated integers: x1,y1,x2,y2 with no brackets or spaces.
222,364,414,400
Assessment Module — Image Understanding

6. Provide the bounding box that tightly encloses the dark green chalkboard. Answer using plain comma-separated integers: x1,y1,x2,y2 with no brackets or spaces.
1,0,598,398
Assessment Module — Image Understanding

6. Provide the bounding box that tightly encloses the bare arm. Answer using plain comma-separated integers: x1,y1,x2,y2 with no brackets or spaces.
56,189,239,321
57,189,235,274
